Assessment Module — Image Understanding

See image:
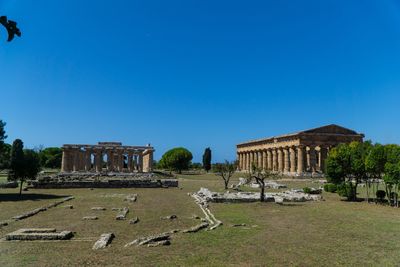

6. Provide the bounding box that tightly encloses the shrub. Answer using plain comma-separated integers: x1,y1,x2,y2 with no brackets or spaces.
323,183,337,193
376,190,386,202
337,183,356,200
303,187,312,194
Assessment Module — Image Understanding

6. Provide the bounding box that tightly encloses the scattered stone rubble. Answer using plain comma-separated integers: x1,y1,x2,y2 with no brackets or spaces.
6,228,73,241
83,216,98,220
129,217,140,224
196,188,322,203
161,215,177,220
92,233,115,250
11,196,74,221
182,222,209,233
232,178,287,189
116,207,129,220
91,207,106,211
0,181,18,188
124,194,137,203
190,192,223,231
124,232,172,247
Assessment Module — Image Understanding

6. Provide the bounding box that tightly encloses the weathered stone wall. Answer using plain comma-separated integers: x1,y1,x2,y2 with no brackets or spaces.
29,179,178,189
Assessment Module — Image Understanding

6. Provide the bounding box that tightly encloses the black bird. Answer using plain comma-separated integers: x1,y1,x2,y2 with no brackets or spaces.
0,16,21,42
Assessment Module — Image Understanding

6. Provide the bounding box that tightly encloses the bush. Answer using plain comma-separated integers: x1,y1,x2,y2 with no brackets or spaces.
323,183,337,193
376,190,386,202
303,187,312,194
337,183,356,200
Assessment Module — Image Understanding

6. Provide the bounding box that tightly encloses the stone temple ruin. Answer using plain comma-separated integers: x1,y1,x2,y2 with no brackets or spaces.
237,124,364,176
61,142,154,173
29,142,178,188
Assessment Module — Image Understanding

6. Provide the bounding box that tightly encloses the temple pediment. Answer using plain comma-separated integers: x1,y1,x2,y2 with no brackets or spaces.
301,124,360,135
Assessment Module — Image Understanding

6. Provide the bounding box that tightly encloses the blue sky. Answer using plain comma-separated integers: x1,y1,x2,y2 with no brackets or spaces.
1,0,400,162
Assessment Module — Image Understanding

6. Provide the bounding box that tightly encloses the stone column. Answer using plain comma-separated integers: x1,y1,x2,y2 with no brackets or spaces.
257,151,262,169
85,150,91,172
319,146,328,173
283,147,290,173
297,146,305,175
118,151,124,172
277,148,283,172
107,150,113,171
272,149,277,171
95,150,103,172
262,151,267,170
61,148,69,172
267,150,272,170
73,149,80,172
243,153,247,171
128,152,133,172
309,146,317,173
249,152,254,169
138,154,143,172
289,147,296,173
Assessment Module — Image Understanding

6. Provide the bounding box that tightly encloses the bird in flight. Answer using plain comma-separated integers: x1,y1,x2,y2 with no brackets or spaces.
0,16,21,42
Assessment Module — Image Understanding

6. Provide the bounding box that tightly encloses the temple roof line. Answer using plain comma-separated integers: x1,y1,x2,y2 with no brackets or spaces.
237,124,364,147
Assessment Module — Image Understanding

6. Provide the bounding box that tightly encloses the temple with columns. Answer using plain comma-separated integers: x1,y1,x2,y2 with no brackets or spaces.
236,124,364,175
61,142,154,173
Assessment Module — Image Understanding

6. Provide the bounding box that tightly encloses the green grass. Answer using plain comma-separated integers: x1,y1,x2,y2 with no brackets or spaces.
0,173,400,266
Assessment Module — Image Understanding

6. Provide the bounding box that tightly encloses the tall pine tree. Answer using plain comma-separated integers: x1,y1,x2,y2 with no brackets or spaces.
202,147,212,173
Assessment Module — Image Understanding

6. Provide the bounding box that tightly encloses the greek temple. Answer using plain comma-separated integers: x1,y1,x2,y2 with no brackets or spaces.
236,124,364,175
61,142,154,173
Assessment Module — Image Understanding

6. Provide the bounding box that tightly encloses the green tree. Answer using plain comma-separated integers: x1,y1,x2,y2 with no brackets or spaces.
39,147,62,169
158,147,193,174
0,143,11,169
383,144,400,206
0,120,8,170
202,147,212,173
325,141,370,201
23,149,41,180
365,143,386,201
8,139,25,195
213,160,237,189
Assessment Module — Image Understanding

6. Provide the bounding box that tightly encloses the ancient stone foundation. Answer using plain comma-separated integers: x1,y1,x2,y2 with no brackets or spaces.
6,228,73,241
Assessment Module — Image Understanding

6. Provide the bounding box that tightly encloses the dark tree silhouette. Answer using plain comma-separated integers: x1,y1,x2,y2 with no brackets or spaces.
0,16,21,42
202,147,212,173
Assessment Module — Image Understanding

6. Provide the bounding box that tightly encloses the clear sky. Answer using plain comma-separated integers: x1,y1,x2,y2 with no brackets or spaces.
1,0,400,162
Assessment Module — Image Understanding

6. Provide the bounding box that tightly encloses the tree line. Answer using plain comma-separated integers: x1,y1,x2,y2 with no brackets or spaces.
0,120,63,195
325,141,400,205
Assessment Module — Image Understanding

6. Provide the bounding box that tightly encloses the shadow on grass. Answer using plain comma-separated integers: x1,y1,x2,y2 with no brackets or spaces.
0,193,69,202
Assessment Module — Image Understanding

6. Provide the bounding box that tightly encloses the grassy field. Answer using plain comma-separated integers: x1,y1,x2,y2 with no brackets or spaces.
1,173,400,266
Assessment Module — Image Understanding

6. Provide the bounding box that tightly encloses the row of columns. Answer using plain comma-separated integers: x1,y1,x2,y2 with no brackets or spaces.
61,148,153,173
237,145,329,175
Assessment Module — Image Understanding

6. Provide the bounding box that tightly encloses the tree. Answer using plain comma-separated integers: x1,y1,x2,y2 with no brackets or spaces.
23,149,41,179
0,120,8,170
365,143,386,202
325,141,370,201
383,144,400,206
38,147,62,169
0,143,11,169
8,139,25,195
202,147,212,172
213,160,237,189
158,147,193,174
248,163,280,202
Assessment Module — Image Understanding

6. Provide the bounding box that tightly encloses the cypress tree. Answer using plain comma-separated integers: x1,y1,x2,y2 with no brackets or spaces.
202,147,212,173
8,139,25,195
